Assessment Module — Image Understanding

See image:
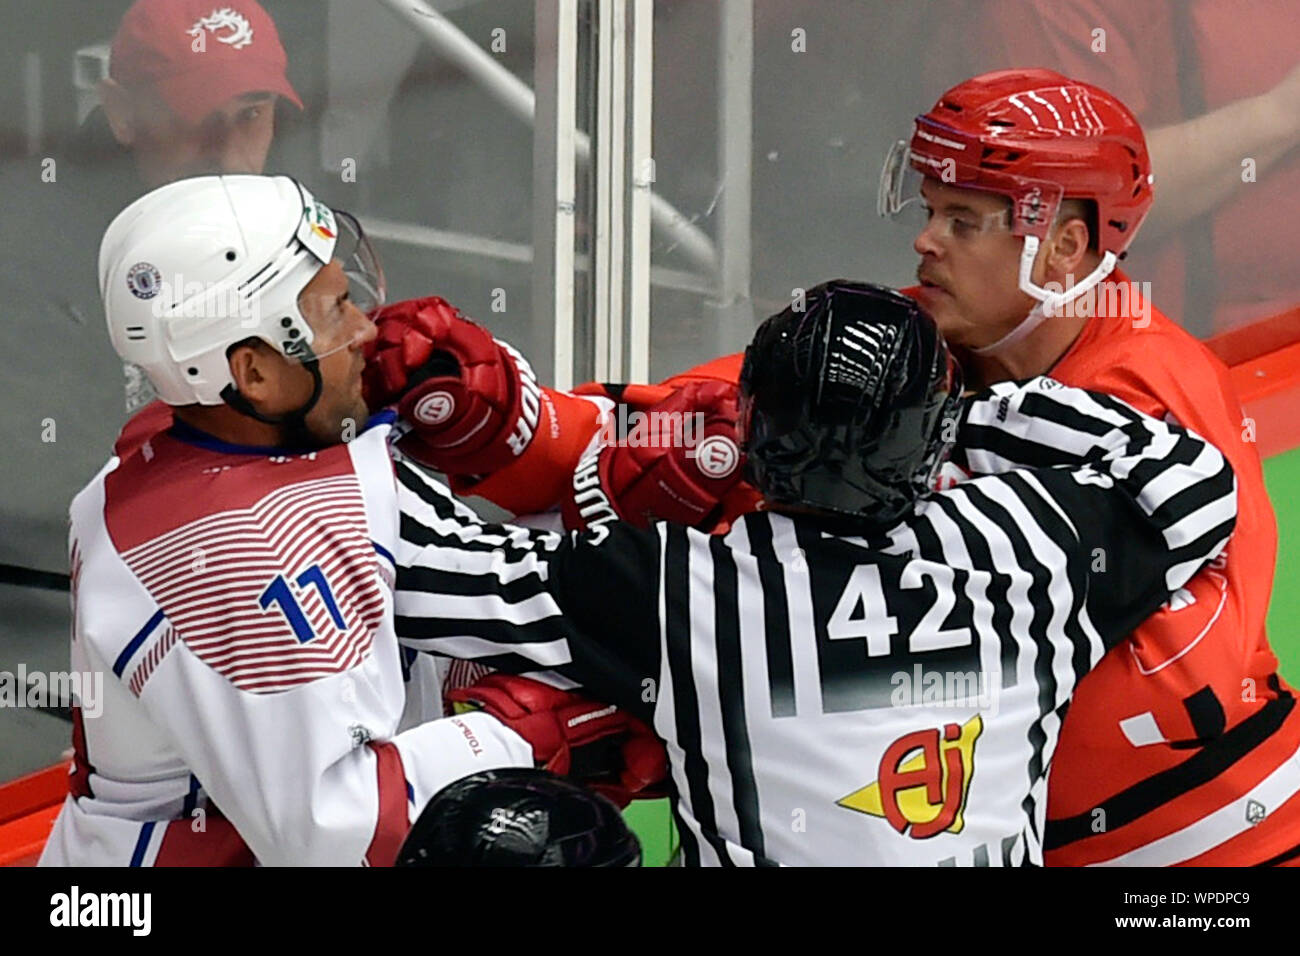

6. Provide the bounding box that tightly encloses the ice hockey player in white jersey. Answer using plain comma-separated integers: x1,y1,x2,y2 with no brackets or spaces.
385,281,1239,866
42,175,665,866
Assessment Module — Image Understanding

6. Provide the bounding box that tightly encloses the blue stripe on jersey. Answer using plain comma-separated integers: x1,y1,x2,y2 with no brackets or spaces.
169,411,394,455
113,609,165,677
373,540,396,566
129,821,156,867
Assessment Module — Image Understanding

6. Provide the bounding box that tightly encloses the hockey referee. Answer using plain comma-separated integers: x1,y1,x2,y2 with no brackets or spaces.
389,280,1237,866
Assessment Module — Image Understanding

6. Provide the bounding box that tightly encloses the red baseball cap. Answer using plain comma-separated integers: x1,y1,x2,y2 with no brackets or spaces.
109,0,304,124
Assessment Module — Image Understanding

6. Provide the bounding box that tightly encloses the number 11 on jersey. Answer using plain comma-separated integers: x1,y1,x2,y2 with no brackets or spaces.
258,564,348,643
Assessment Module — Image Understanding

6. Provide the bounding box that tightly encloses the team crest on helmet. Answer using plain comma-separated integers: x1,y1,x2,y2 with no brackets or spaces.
838,715,982,839
304,201,336,242
187,7,254,50
126,262,163,300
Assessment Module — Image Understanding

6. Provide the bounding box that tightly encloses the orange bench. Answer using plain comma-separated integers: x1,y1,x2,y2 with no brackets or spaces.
0,762,69,866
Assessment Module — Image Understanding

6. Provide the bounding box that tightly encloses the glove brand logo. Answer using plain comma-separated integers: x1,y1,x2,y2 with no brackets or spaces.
570,445,619,544
450,717,484,756
567,704,618,728
187,7,255,50
837,715,982,839
501,342,542,456
413,391,455,426
694,435,739,479
126,262,162,300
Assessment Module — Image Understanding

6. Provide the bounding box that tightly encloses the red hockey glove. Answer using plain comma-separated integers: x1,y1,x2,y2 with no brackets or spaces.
363,296,543,476
562,379,745,531
446,674,668,808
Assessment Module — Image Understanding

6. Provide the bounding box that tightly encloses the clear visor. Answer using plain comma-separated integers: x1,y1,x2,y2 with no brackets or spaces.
336,210,386,314
289,211,386,364
878,138,1018,239
877,138,924,220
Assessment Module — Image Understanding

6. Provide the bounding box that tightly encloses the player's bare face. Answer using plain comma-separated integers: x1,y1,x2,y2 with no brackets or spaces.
293,260,378,445
912,179,1036,349
127,90,277,188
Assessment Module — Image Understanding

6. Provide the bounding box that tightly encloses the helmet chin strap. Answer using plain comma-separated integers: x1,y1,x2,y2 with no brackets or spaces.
219,358,325,430
969,236,1118,356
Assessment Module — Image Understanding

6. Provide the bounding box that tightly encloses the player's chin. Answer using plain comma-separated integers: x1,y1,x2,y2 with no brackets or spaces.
919,295,964,341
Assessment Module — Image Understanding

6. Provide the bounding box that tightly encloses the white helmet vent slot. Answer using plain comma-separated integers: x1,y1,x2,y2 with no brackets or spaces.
239,260,275,291
243,266,283,298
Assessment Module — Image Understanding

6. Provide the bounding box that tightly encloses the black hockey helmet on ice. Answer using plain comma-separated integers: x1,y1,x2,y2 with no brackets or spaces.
395,768,642,867
738,280,962,528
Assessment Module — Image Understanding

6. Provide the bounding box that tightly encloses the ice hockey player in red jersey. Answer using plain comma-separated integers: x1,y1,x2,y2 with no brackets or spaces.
880,69,1300,867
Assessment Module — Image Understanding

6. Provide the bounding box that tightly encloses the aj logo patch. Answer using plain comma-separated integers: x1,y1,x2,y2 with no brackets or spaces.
838,715,982,838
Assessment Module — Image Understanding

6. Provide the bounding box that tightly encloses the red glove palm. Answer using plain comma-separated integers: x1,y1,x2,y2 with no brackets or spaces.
563,379,745,531
446,673,668,808
363,296,541,476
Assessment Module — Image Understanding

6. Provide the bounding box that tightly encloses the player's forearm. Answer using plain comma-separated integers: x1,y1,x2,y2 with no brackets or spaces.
393,460,590,682
961,378,1218,477
959,378,1169,474
387,711,535,820
962,378,1236,588
1138,91,1298,242
139,669,531,865
237,717,530,867
393,460,662,715
445,386,608,517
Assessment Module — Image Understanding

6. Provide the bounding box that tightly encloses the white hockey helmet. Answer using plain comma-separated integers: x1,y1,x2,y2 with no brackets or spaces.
100,174,384,408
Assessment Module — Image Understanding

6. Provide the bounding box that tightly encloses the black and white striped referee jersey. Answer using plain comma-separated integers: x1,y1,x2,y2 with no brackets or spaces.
391,377,1237,866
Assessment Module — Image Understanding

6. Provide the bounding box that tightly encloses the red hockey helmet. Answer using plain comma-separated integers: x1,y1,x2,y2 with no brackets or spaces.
879,69,1155,354
881,68,1154,254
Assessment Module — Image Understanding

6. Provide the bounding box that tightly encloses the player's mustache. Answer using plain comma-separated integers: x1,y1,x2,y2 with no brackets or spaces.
916,266,948,291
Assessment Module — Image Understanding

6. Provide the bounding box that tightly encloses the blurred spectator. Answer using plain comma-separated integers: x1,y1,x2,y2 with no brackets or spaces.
69,0,303,209
929,0,1300,335
95,0,303,188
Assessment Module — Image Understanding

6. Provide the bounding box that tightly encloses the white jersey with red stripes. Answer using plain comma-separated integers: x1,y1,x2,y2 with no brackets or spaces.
39,414,531,867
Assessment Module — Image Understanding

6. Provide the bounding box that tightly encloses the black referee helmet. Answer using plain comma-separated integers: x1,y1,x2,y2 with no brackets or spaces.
739,280,963,527
395,768,642,867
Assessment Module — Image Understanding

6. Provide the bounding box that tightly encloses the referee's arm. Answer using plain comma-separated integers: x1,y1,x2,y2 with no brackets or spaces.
391,458,663,721
955,376,1237,644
